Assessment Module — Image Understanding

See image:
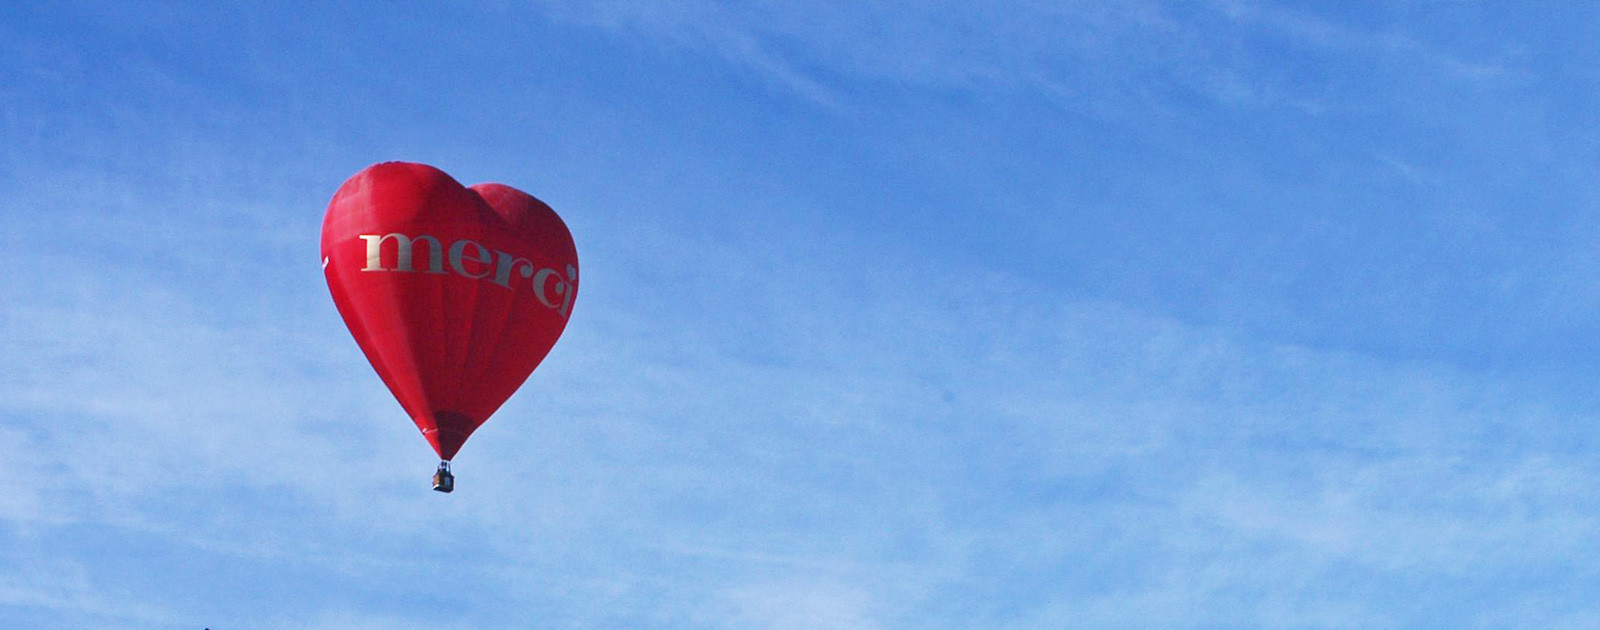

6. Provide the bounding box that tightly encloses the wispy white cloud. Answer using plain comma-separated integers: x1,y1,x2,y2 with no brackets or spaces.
535,2,1180,113
1217,1,1516,83
540,0,1526,125
710,579,886,630
0,552,185,628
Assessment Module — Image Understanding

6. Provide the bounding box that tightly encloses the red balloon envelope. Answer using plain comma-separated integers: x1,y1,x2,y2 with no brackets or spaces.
321,162,578,463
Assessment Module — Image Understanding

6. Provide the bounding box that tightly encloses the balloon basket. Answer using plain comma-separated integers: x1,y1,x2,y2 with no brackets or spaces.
432,461,454,493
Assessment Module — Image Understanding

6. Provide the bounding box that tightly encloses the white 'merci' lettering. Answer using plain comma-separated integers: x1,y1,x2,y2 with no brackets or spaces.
357,232,576,318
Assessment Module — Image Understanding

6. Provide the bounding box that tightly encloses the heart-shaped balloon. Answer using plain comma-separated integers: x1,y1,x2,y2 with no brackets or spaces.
321,162,578,461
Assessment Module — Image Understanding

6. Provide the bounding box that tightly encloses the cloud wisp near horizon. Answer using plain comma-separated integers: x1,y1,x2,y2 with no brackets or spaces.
5,2,1600,628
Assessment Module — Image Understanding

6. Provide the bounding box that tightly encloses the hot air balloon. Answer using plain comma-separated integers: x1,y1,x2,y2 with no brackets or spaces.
321,162,578,493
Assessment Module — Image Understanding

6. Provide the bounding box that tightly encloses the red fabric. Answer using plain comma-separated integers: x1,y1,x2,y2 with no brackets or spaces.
321,162,578,460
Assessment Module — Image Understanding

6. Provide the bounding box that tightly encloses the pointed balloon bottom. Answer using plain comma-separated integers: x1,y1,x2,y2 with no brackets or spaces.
422,412,477,461
433,460,454,493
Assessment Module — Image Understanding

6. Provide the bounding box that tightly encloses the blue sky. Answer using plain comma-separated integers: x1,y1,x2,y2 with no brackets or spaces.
4,2,1600,628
